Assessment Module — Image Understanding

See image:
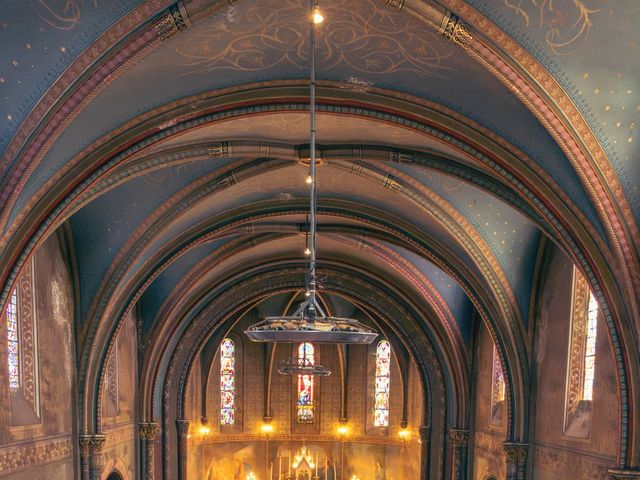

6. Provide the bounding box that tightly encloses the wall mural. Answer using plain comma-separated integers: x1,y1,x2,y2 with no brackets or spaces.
175,0,453,79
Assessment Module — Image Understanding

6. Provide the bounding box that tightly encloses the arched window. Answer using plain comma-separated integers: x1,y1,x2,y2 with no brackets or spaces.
220,338,236,425
6,289,19,389
297,342,315,423
583,290,599,401
374,340,391,427
565,267,598,436
490,345,505,425
5,256,41,425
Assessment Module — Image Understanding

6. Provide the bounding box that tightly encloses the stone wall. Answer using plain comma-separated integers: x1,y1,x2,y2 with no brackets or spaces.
0,233,76,478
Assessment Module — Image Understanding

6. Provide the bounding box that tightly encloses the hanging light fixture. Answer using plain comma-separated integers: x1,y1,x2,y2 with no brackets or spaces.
245,1,377,345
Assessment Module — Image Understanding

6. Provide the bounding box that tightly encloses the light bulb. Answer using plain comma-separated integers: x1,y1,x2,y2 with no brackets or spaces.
312,7,324,24
305,291,311,297
306,175,313,184
304,247,311,255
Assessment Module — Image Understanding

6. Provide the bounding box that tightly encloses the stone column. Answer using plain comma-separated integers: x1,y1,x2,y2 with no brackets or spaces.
503,442,528,480
449,429,469,480
79,434,106,480
609,469,640,479
176,419,190,480
140,422,160,480
79,437,91,480
419,425,431,479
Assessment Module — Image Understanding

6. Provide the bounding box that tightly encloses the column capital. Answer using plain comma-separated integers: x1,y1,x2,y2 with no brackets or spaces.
175,419,190,437
503,442,528,464
448,428,469,446
139,422,160,440
79,434,106,456
609,469,640,479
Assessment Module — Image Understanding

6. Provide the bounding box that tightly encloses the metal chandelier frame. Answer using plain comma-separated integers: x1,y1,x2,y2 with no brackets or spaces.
244,1,378,345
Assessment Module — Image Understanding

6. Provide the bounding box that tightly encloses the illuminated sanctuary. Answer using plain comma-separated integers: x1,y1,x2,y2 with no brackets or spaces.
0,1,639,480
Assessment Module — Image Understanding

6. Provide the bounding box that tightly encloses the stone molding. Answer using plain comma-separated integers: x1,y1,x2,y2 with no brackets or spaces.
139,422,160,440
79,434,106,456
449,428,469,446
504,442,528,464
609,469,640,479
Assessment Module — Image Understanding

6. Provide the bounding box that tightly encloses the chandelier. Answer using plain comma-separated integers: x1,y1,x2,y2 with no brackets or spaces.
244,1,377,345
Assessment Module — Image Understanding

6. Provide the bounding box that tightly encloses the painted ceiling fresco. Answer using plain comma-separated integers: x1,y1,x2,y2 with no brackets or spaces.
467,0,640,220
0,0,144,152
10,0,602,237
2,0,637,345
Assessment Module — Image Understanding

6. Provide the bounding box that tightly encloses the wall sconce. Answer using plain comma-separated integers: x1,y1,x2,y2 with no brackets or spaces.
199,417,211,436
337,425,349,436
398,428,410,440
261,423,274,434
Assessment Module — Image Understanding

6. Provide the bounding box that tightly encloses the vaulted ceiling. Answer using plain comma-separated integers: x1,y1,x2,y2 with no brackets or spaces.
1,0,639,465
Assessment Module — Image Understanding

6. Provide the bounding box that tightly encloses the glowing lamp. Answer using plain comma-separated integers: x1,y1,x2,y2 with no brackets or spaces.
261,423,273,434
337,425,349,436
312,7,324,24
399,428,410,440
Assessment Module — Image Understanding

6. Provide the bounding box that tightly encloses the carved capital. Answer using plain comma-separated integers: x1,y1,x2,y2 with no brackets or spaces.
440,12,473,50
139,422,160,440
609,469,640,479
503,442,528,464
78,435,106,456
448,428,469,445
175,419,190,437
155,3,190,41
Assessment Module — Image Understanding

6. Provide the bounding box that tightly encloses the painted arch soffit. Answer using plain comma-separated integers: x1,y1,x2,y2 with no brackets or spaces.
72,161,525,333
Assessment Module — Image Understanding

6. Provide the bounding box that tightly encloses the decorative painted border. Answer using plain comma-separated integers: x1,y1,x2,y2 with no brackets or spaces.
0,436,73,473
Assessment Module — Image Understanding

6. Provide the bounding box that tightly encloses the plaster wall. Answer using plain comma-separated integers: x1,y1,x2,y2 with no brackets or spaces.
471,322,507,480
0,233,76,478
530,245,619,479
100,310,139,480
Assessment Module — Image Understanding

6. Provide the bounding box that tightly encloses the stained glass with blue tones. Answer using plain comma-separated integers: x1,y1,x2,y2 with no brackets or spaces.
374,340,391,427
220,338,235,425
6,289,19,389
297,343,315,423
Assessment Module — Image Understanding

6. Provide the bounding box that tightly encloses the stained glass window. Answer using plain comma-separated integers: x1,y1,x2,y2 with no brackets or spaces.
374,340,391,427
490,345,505,425
297,342,315,423
220,338,235,425
583,291,598,401
6,289,19,389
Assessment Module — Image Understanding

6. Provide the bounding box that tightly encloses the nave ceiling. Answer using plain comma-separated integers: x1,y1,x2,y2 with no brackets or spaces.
0,0,639,473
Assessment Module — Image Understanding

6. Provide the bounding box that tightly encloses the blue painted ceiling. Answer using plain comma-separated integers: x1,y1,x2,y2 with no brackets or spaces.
3,0,636,345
